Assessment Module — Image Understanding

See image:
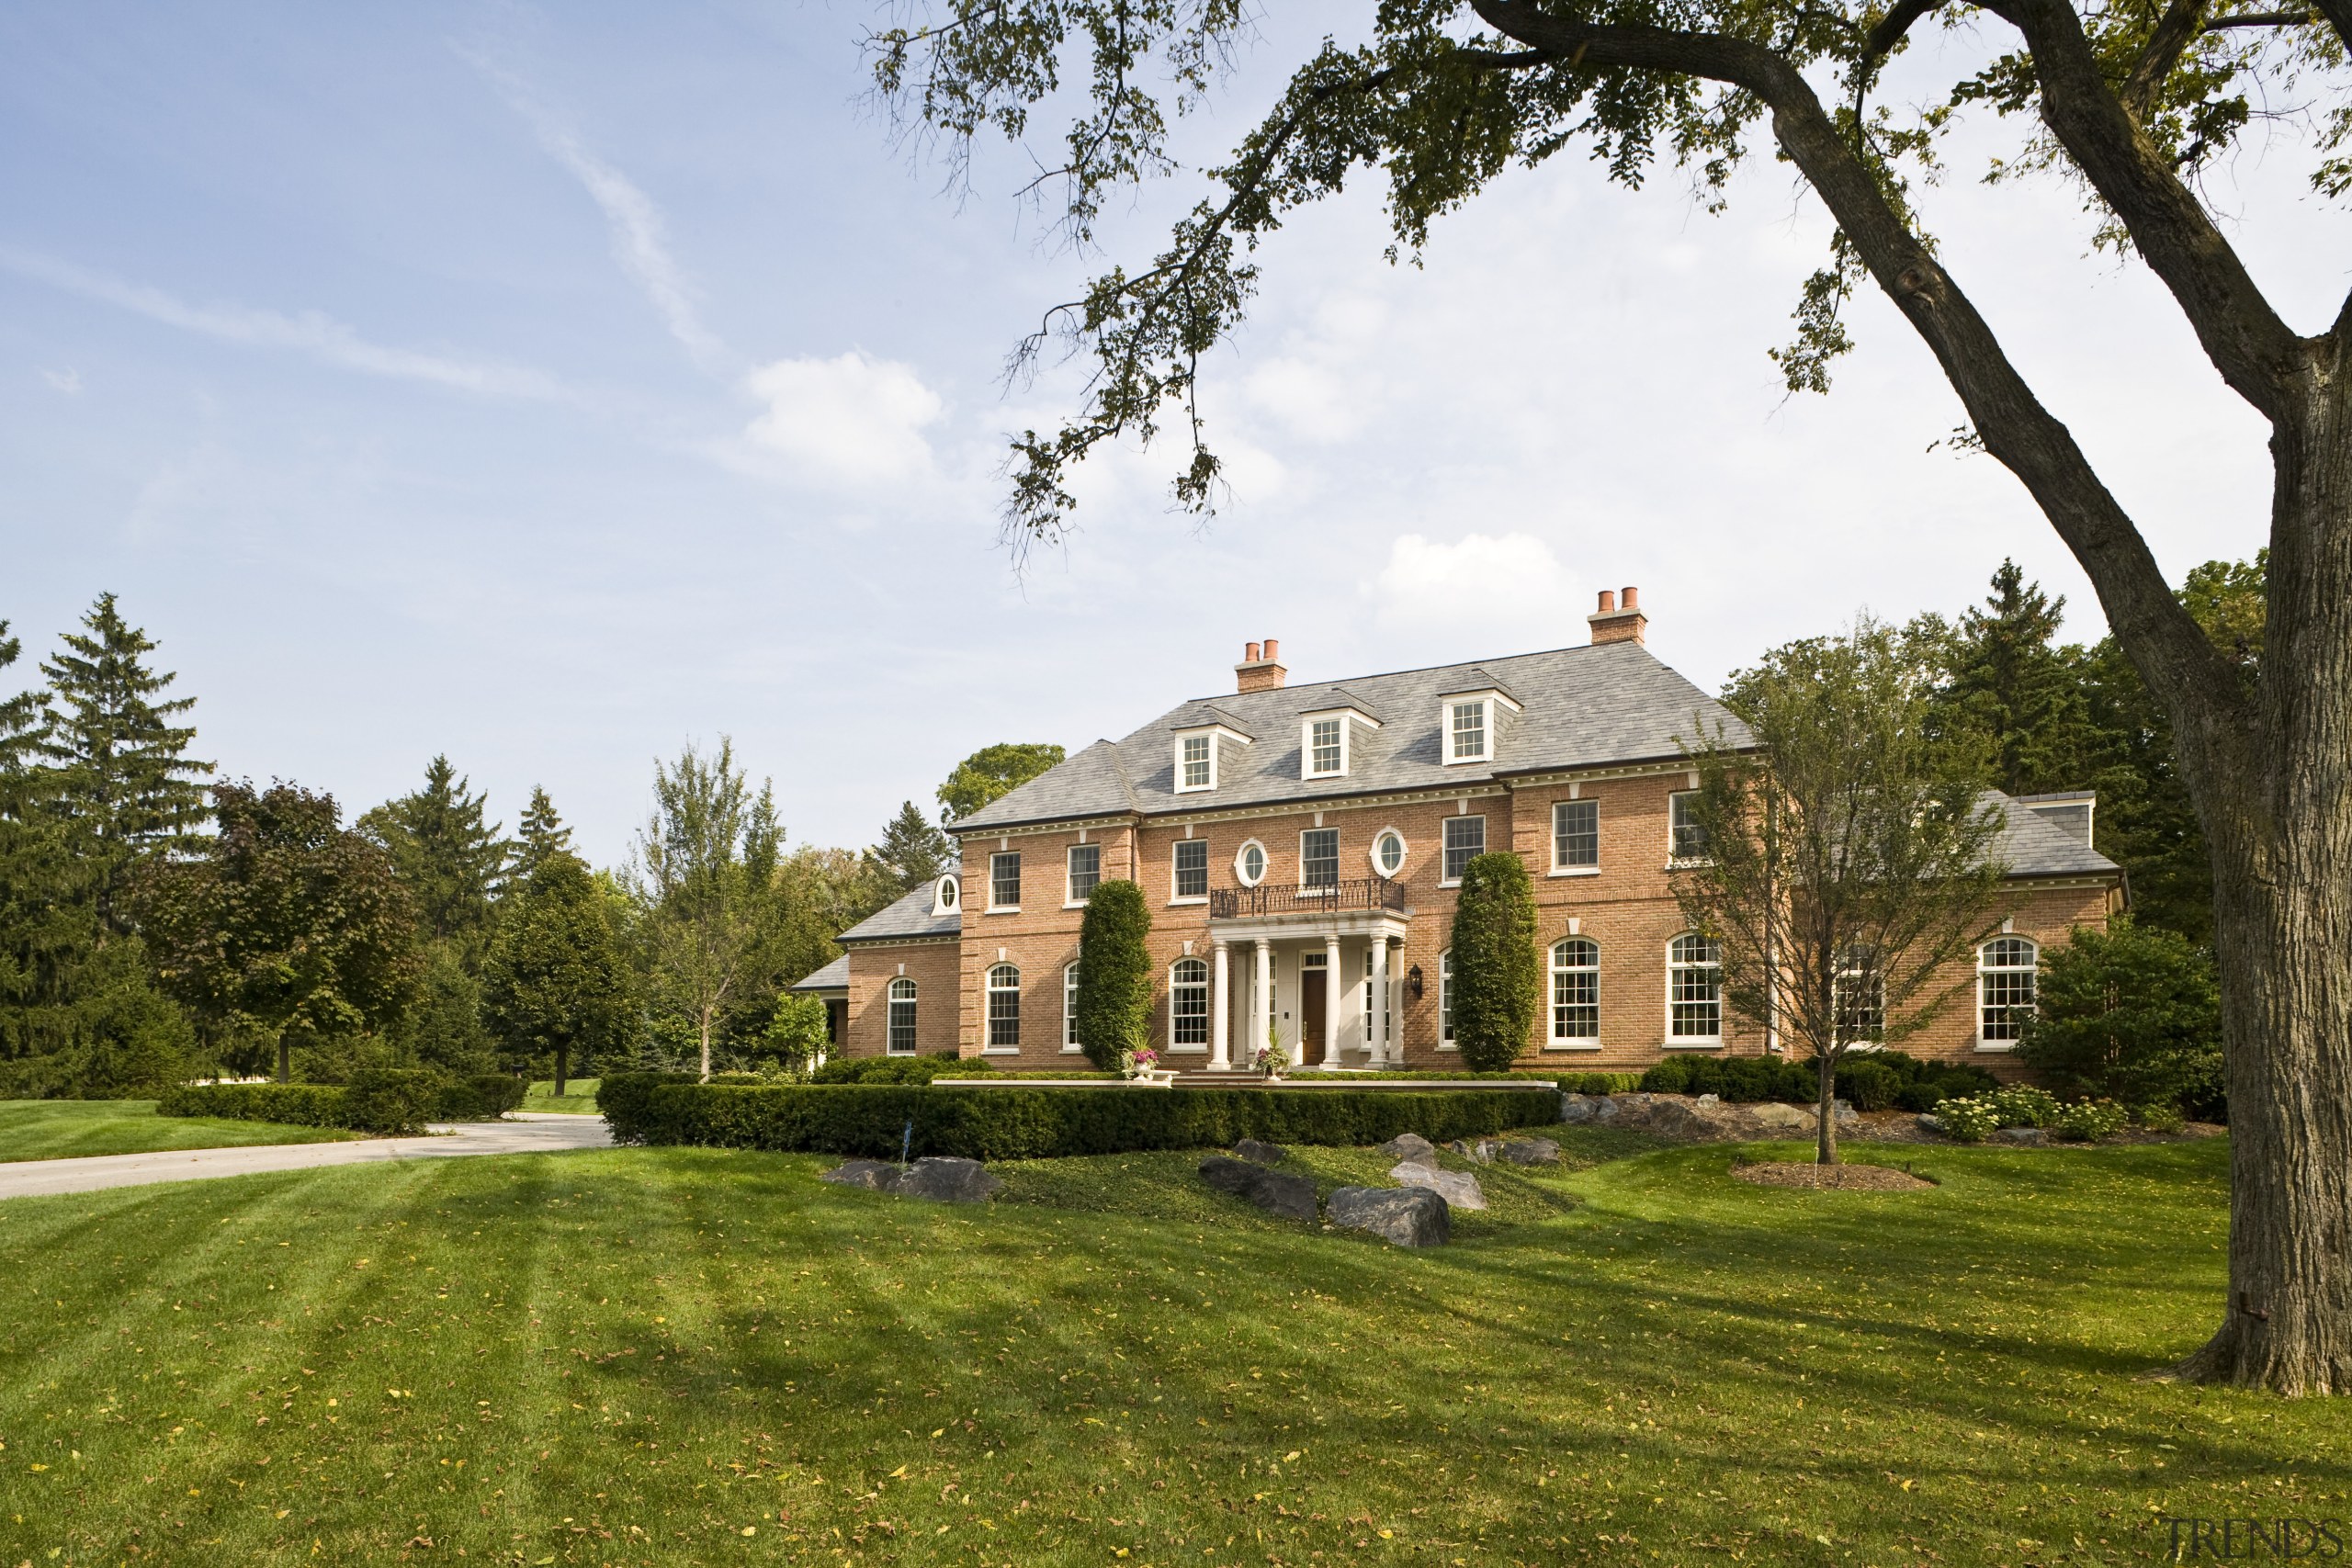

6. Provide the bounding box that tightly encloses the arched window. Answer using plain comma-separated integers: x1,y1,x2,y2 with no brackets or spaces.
1833,944,1884,1046
1668,934,1722,1042
887,977,918,1055
1978,936,2039,1044
1550,938,1600,1042
986,964,1022,1049
1439,950,1454,1047
1170,958,1210,1049
1063,962,1081,1053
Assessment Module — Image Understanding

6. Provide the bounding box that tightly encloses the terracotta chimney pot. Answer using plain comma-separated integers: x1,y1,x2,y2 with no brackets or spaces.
1596,589,1617,615
1589,584,1649,647
1246,641,1261,663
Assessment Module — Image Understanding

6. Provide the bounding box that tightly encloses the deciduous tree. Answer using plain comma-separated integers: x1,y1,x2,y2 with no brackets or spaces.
936,744,1065,825
484,851,636,1095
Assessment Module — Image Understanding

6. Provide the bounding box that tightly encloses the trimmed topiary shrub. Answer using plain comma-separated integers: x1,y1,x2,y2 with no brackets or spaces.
812,1054,993,1085
1450,852,1541,1071
1071,880,1152,1070
433,1074,528,1120
340,1068,447,1134
1835,1057,1903,1111
159,1082,353,1127
1561,1072,1644,1096
604,1082,1562,1157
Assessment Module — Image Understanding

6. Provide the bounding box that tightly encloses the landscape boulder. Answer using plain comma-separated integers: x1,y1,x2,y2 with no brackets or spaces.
1574,1092,1858,1143
1327,1186,1450,1247
1390,1161,1487,1211
821,1156,1002,1202
819,1159,902,1192
1199,1155,1319,1222
1380,1132,1439,1167
1559,1093,1598,1124
1233,1138,1288,1167
1492,1136,1560,1166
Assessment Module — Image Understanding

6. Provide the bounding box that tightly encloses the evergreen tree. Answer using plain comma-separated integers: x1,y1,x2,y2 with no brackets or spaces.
140,781,423,1082
1448,852,1541,1072
1070,879,1150,1070
358,756,512,959
1937,561,2096,797
2018,920,2224,1117
484,850,636,1095
936,742,1065,824
36,593,213,932
514,785,573,880
868,800,950,894
399,942,500,1076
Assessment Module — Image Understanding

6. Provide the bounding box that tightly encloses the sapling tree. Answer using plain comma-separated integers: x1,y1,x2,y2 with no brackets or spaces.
1672,622,2008,1165
865,0,2352,1391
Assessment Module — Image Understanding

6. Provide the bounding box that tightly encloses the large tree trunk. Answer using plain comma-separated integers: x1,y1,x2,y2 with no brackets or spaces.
2171,378,2352,1394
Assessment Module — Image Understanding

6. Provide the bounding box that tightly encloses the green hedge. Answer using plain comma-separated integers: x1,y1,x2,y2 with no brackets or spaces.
600,1077,1561,1159
159,1069,528,1134
812,1054,991,1085
1636,1050,1997,1111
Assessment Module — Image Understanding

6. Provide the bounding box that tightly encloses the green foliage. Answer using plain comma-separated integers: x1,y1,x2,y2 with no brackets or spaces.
2017,921,2224,1116
1934,1097,2000,1143
341,1067,447,1134
2135,1101,2189,1134
357,756,512,960
399,941,498,1076
1071,879,1151,1069
484,850,636,1091
157,1081,352,1127
935,743,1065,825
1930,561,2098,798
1990,1085,2064,1129
603,1079,1562,1158
1448,852,1539,1071
1637,1048,1995,1110
867,801,951,894
137,781,424,1083
159,1068,520,1131
810,1053,991,1085
1560,1072,1645,1095
514,785,574,882
758,994,831,1072
2054,1099,2130,1142
1835,1057,1902,1112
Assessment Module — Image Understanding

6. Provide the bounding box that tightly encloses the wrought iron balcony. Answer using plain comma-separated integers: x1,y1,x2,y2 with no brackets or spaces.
1209,877,1408,919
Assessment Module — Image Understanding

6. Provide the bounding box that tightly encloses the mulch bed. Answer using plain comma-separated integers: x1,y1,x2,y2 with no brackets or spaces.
1731,1160,1935,1191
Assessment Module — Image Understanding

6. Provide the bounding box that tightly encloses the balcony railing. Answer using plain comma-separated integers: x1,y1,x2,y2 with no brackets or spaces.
1209,878,1408,920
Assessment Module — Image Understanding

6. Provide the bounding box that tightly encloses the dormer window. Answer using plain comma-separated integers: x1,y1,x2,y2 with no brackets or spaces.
1296,700,1380,782
1435,684,1521,767
932,873,960,917
1171,720,1250,794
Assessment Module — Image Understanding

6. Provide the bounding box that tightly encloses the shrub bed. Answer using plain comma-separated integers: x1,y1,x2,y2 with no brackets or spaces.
598,1077,1561,1158
813,1054,991,1086
1638,1050,1998,1111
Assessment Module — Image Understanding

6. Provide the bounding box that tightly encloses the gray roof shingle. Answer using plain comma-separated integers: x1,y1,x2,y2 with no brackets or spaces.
1989,791,2120,878
955,641,1749,829
837,885,960,944
787,954,850,992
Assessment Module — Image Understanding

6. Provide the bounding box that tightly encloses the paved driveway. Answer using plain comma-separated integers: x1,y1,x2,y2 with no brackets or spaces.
0,1111,614,1201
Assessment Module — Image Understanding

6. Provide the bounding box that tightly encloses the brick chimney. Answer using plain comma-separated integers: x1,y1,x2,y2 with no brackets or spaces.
1589,585,1647,646
1235,637,1287,694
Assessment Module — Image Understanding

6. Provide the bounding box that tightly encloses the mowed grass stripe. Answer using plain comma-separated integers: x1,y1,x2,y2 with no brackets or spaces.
0,1134,2345,1568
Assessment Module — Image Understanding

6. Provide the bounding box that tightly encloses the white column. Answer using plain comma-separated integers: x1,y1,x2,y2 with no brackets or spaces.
1252,942,1274,1070
1210,941,1232,1071
1370,937,1392,1067
1321,935,1343,1066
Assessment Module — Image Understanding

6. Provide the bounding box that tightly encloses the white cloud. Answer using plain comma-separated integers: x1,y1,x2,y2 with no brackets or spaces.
41,367,82,394
0,244,571,400
463,51,727,371
738,352,944,488
1366,532,1577,631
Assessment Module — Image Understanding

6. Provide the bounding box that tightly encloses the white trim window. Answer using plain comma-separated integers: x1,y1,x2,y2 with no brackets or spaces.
1550,938,1600,1043
1306,716,1344,778
986,963,1022,1050
1370,828,1407,879
1235,839,1269,887
887,976,918,1055
932,873,960,916
1300,828,1340,891
1170,957,1210,1049
1439,950,1455,1048
1172,839,1209,901
1667,933,1723,1043
989,851,1022,910
1977,936,2038,1046
1833,945,1885,1047
1668,791,1709,861
1063,961,1082,1053
1066,843,1102,905
1553,799,1600,871
1362,947,1391,1043
1448,699,1488,763
1441,815,1486,884
1177,733,1215,792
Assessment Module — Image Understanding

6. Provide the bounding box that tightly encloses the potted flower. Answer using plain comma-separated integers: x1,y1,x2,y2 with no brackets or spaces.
1125,1046,1174,1088
1255,1038,1286,1084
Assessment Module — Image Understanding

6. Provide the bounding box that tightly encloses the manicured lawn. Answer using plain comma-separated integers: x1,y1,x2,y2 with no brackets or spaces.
0,1131,2340,1567
0,1100,358,1163
525,1077,601,1115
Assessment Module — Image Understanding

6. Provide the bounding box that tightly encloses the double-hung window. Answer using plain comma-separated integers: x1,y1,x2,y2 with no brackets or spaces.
886,977,918,1055
1550,939,1600,1042
1308,717,1343,776
989,852,1022,910
1834,945,1884,1046
1180,734,1213,790
1170,959,1210,1048
1066,843,1101,905
1063,962,1081,1052
1668,792,1709,860
1554,799,1599,870
1301,829,1339,891
986,964,1022,1049
1449,701,1487,762
1439,951,1455,1047
1172,839,1208,899
1668,934,1722,1042
1978,937,2038,1044
1442,815,1486,883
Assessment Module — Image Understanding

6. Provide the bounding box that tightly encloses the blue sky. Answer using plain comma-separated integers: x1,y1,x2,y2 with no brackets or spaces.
1,4,2333,867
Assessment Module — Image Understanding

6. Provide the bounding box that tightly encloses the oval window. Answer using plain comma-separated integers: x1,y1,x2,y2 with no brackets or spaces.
1237,840,1268,886
938,875,958,908
1374,830,1406,877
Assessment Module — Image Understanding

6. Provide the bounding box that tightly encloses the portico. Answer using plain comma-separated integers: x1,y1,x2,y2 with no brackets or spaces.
1205,879,1412,1071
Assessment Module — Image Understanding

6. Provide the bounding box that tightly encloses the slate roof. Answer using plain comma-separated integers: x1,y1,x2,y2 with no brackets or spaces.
787,954,850,992
954,641,1750,830
836,885,960,945
1988,792,2120,878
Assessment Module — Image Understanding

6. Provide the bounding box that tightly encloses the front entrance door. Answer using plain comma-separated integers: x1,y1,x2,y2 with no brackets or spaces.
1300,954,1327,1059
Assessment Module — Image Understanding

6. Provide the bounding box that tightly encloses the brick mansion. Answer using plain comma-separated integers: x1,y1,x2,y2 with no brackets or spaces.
795,590,2123,1074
